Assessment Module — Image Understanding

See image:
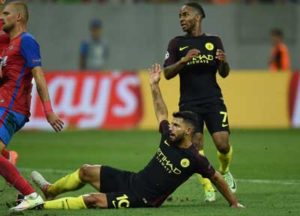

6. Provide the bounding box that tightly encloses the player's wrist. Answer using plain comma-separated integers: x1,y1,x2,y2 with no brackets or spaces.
43,101,53,115
150,81,159,88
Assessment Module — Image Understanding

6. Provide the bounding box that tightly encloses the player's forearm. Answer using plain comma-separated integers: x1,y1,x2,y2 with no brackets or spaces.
150,83,168,122
210,171,238,206
164,59,186,80
34,73,51,102
218,61,230,78
32,67,55,114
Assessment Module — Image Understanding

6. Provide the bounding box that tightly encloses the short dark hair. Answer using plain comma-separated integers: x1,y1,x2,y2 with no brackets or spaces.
172,111,199,130
185,2,206,19
271,28,283,38
9,1,29,23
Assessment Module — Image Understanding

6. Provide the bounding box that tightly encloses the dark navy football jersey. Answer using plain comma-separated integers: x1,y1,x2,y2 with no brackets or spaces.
133,120,215,207
164,34,225,105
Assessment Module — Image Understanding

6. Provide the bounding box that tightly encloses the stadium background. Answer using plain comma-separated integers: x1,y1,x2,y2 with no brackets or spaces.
23,3,300,130
1,2,300,216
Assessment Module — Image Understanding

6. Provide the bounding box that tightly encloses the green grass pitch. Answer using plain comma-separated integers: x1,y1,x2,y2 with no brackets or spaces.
0,129,299,216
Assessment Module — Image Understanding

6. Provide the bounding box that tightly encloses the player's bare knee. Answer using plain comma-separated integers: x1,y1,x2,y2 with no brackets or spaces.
79,164,93,182
79,164,102,185
216,141,230,154
213,133,229,153
83,193,107,208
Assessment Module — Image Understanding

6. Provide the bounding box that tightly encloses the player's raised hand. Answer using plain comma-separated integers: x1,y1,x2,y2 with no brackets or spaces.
0,0,6,5
149,63,161,85
46,112,64,132
215,49,226,62
181,49,200,63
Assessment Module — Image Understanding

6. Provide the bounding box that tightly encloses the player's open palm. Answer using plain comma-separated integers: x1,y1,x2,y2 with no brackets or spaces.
46,112,64,132
149,63,161,85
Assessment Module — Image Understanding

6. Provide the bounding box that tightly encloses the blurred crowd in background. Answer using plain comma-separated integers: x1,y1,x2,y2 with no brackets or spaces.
17,1,297,71
26,0,300,4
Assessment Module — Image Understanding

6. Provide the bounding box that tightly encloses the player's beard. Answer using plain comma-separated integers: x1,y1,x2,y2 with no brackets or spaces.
2,22,14,33
168,134,184,147
182,19,197,35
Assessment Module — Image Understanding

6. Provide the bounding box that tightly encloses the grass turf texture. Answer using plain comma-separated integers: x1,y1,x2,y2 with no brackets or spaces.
0,129,299,216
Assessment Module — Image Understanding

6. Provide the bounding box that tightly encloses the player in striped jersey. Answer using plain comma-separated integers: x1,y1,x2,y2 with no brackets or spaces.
0,1,64,212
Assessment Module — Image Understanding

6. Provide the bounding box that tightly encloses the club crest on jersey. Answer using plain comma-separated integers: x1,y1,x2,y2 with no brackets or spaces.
180,158,190,168
205,42,214,51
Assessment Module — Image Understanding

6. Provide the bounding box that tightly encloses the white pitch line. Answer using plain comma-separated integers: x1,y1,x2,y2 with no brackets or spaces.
19,167,300,185
236,179,300,185
20,167,73,175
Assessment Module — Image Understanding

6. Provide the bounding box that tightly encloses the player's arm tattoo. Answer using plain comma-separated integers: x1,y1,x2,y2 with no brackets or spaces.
218,61,230,78
150,83,168,122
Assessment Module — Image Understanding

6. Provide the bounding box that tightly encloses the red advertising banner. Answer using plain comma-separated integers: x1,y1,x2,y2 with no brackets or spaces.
289,72,300,128
25,71,143,130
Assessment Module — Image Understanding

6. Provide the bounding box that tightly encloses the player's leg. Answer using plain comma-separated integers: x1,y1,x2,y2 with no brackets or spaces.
0,142,36,196
42,193,96,209
42,166,142,210
180,104,216,202
42,192,130,210
0,110,24,165
1,148,18,165
0,141,43,212
211,131,231,171
211,132,236,192
204,103,236,193
192,117,216,202
0,110,44,212
32,164,101,200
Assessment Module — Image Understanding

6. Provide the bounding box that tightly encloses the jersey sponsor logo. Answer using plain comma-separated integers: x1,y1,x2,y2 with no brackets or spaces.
180,158,190,168
187,54,214,65
165,51,169,60
179,46,189,51
205,42,214,51
156,147,182,175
